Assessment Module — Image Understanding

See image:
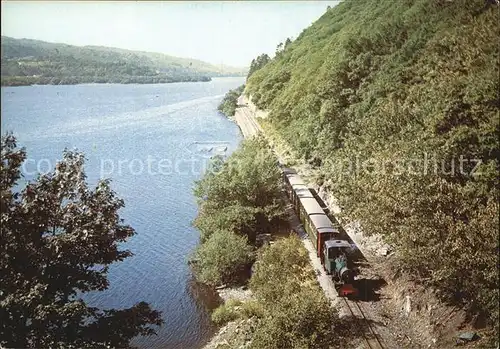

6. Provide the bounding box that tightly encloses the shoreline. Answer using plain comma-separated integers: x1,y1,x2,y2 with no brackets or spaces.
1,75,247,88
0,78,212,88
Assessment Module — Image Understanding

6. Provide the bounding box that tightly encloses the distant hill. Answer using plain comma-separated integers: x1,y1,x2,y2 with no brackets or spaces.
1,36,247,86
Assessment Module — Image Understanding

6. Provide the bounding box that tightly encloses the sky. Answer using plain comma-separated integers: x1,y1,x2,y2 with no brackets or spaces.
1,1,339,67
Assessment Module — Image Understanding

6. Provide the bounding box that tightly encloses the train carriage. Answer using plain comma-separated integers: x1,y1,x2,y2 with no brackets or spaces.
287,175,305,190
291,184,314,211
309,214,339,260
296,190,340,260
282,167,296,176
297,197,323,221
281,166,357,297
283,168,308,209
283,168,340,256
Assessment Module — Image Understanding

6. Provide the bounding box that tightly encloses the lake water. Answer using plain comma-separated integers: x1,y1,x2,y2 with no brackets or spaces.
1,77,245,349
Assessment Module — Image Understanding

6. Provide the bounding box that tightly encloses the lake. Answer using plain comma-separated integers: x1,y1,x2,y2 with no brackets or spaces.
0,77,245,349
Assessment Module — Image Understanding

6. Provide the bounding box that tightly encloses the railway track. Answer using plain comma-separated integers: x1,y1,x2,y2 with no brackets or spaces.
245,109,263,134
238,106,261,136
342,298,385,349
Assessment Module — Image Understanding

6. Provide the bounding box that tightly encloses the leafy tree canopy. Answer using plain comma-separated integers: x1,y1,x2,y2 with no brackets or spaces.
191,136,286,286
191,230,254,286
217,84,245,117
193,136,285,243
249,236,338,349
247,54,271,80
0,134,163,348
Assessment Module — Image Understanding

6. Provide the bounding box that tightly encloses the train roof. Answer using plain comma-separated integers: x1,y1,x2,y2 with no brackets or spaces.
300,197,324,214
319,226,340,234
310,214,335,231
294,185,314,199
325,239,351,249
282,167,297,175
291,183,308,190
286,174,305,186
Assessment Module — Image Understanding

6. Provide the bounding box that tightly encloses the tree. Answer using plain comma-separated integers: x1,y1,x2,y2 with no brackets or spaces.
191,230,254,286
275,42,284,57
247,54,271,80
250,287,335,349
250,235,312,303
217,84,245,117
0,134,163,348
193,136,285,244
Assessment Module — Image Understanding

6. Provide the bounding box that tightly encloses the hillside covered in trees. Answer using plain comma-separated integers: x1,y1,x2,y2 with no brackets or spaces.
246,0,499,334
1,36,247,86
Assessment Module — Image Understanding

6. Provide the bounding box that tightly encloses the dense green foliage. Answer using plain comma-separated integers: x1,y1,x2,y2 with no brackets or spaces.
193,136,285,243
250,234,313,302
191,136,285,285
217,84,245,117
247,54,270,80
1,36,246,86
247,0,499,329
249,236,338,349
0,135,162,348
191,230,253,286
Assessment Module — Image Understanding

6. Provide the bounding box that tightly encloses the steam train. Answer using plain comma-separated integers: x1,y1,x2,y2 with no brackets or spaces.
282,166,358,297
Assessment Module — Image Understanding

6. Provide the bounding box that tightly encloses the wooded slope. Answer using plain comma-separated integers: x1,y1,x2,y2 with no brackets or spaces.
247,0,499,330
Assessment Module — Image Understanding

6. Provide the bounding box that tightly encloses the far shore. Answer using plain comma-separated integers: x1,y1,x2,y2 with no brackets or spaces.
1,75,246,88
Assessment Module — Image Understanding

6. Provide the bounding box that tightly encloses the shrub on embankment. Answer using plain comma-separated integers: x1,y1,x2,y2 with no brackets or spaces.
211,299,264,325
191,136,285,285
191,230,253,286
246,0,499,333
217,84,245,117
249,236,339,349
209,236,348,349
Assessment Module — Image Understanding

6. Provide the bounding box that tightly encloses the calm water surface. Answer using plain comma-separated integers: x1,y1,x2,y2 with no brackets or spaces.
1,77,245,348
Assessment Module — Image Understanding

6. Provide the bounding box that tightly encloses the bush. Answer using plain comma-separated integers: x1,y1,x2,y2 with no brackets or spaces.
250,235,313,302
248,236,338,349
212,299,243,325
193,204,257,243
240,300,265,319
192,230,254,286
194,136,285,244
218,85,245,117
250,287,335,349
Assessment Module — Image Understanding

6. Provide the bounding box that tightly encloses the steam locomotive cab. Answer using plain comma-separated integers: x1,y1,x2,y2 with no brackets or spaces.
323,239,358,297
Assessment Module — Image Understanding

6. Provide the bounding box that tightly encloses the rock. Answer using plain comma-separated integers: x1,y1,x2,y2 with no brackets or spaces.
404,295,411,316
215,340,229,348
217,287,253,302
378,247,389,256
457,332,479,343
